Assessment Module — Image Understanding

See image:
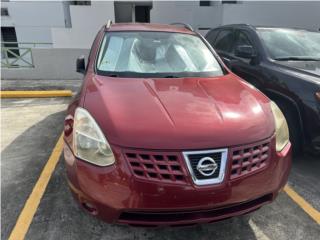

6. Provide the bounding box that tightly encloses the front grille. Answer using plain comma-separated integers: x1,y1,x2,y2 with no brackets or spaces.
183,149,228,185
124,150,188,184
230,139,271,180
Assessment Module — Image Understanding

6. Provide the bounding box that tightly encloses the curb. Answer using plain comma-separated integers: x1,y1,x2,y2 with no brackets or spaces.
0,90,73,98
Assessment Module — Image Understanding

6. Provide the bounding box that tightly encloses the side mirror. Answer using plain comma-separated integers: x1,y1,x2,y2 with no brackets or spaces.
235,45,256,59
76,56,86,74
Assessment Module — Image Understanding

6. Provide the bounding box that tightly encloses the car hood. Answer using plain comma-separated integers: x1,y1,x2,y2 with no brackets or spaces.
276,60,320,80
84,74,274,150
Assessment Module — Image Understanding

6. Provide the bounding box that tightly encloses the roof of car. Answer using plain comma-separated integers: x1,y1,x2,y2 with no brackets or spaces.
106,23,195,34
213,24,318,32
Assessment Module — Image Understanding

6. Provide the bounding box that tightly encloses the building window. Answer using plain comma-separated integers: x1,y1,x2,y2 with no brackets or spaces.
1,27,19,58
199,1,211,7
222,1,238,4
70,1,91,6
135,6,151,23
1,8,9,16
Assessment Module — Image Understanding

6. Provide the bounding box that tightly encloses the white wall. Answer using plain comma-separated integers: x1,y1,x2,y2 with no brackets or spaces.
151,1,223,32
2,48,89,80
222,1,320,31
14,27,53,43
51,1,115,49
1,1,68,43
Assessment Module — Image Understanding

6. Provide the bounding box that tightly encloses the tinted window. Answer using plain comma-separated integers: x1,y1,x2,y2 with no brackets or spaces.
235,31,252,46
257,28,320,59
205,30,219,46
214,30,234,53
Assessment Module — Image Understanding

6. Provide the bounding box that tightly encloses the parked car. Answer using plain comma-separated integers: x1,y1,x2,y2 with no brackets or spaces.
205,25,320,154
63,23,291,226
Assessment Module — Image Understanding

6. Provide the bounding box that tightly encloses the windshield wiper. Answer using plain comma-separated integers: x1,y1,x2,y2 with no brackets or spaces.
106,74,118,77
163,75,179,78
274,57,320,61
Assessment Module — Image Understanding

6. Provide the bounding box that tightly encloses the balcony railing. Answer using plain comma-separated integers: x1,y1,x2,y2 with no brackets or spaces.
1,42,52,68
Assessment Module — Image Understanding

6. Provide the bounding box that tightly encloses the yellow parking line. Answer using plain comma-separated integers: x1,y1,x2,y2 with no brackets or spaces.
284,185,320,224
0,90,73,98
8,134,64,240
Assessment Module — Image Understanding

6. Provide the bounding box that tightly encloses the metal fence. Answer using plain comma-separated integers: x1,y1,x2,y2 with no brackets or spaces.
1,42,52,68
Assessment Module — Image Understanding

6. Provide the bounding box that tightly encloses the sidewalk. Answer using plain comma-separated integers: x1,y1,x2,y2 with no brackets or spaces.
1,79,83,93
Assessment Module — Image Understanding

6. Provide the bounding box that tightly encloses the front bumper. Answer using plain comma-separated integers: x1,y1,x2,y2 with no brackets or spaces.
63,139,291,226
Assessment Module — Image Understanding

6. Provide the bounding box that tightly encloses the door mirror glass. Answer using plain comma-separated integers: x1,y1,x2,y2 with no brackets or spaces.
76,56,86,74
235,45,256,59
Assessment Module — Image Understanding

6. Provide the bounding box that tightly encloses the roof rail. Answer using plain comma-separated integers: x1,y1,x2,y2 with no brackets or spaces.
170,23,194,32
104,20,113,30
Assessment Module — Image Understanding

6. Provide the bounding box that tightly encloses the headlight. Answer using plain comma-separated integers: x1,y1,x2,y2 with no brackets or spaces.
270,102,289,152
73,107,115,166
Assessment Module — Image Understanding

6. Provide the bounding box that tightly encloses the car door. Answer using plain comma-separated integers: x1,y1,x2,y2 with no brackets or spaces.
207,28,235,68
227,29,265,89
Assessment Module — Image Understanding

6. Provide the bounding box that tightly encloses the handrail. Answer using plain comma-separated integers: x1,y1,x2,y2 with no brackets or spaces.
1,42,52,45
1,46,34,68
1,42,54,68
1,42,53,48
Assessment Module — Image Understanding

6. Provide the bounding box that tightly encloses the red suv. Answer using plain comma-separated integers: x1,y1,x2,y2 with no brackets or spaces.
63,23,291,226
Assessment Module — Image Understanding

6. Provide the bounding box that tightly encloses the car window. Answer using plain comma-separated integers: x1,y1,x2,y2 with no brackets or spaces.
235,31,252,46
205,29,219,46
96,31,224,78
257,28,320,60
214,29,234,53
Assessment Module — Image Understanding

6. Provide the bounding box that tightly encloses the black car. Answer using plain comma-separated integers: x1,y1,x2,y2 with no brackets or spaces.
205,25,320,154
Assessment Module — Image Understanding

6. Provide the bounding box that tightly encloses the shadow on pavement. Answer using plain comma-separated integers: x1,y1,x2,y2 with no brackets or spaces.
1,111,65,240
289,153,320,210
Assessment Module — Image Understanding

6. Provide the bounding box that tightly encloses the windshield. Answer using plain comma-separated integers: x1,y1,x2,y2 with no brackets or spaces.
257,28,320,60
96,31,224,78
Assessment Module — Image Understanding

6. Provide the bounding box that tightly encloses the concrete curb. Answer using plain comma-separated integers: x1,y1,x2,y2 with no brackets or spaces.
0,90,73,98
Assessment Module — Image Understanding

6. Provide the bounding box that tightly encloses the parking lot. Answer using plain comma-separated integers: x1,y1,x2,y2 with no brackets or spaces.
1,95,320,240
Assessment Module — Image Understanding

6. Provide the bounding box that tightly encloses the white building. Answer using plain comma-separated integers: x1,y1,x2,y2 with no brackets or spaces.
1,0,320,79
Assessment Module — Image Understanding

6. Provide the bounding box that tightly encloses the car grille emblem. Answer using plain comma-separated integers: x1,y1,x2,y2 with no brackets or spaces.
183,149,228,185
196,157,218,176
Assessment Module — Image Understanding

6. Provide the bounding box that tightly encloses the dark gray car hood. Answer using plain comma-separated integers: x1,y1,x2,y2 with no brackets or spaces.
276,60,320,78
